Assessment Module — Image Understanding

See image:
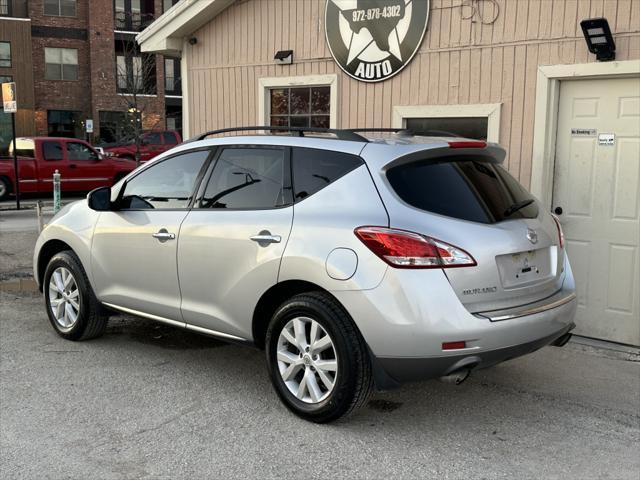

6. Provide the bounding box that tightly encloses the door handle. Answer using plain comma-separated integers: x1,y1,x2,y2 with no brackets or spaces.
152,228,176,242
250,232,281,244
69,164,77,169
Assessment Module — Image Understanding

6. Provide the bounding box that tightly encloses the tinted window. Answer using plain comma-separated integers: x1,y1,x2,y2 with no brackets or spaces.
387,157,539,224
119,150,209,209
66,142,98,161
200,148,288,209
145,132,162,145
163,132,178,144
292,148,363,201
42,141,63,161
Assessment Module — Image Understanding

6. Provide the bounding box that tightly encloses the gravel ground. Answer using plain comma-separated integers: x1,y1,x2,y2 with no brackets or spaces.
1,289,638,480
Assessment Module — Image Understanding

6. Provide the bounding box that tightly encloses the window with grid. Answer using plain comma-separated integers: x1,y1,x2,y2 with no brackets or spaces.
0,42,10,67
45,48,78,80
44,0,76,16
269,86,330,128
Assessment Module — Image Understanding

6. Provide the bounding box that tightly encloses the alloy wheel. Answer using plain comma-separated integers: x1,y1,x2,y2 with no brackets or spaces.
48,267,80,331
276,316,338,404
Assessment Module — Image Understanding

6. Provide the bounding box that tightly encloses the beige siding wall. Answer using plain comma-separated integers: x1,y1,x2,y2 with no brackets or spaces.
185,0,640,186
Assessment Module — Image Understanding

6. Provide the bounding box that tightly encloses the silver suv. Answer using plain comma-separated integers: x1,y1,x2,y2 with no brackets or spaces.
33,127,577,422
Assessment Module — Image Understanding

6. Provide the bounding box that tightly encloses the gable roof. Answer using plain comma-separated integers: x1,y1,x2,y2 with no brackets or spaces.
137,0,235,56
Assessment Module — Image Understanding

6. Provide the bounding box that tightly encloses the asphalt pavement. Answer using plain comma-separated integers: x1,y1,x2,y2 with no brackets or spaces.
1,202,639,480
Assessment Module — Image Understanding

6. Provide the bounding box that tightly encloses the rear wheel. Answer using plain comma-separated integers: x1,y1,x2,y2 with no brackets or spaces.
265,292,373,423
0,177,11,201
44,251,108,341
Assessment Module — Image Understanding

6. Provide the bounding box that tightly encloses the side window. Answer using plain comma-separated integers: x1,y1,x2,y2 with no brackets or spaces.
199,148,289,209
42,141,63,161
119,150,209,209
292,147,363,201
163,132,178,145
66,142,98,161
145,132,162,145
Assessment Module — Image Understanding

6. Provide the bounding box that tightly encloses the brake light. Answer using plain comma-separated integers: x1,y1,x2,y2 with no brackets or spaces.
551,214,565,248
448,140,487,149
354,227,476,269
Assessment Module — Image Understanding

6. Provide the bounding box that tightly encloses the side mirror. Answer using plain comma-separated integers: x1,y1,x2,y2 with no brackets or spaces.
87,186,112,211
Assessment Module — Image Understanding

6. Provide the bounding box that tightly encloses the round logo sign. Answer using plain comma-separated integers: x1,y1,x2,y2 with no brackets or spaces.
325,0,430,83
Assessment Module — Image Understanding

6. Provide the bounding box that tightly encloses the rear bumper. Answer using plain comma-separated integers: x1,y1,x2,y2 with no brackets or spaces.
374,321,575,385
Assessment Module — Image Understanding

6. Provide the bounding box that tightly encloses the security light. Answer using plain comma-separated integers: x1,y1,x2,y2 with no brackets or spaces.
274,50,293,65
580,18,616,61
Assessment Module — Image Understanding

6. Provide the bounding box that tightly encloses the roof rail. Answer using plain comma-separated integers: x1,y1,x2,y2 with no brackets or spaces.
191,126,369,142
344,128,413,135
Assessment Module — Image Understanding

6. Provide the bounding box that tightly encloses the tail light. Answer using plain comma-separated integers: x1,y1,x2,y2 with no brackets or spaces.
551,214,565,248
448,140,487,149
354,227,476,269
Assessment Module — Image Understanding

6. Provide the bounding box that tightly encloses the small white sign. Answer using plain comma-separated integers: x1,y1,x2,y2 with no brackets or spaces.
2,82,17,113
86,119,94,133
598,133,615,146
571,128,597,136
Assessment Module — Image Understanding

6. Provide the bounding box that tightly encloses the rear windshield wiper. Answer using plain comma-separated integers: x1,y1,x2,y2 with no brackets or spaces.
504,199,535,217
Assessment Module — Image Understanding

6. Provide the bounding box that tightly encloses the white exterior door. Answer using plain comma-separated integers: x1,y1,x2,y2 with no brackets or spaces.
553,77,640,345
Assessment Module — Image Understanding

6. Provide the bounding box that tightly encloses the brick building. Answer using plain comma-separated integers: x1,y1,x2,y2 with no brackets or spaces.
0,0,182,153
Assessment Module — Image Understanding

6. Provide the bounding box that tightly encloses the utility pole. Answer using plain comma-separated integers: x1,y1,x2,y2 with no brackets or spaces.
2,82,19,210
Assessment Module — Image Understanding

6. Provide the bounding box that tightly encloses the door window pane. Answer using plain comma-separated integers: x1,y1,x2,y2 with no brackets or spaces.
405,117,489,140
292,148,363,201
120,150,209,209
43,141,64,161
66,142,98,161
47,110,82,138
269,86,330,129
163,132,178,144
200,148,288,209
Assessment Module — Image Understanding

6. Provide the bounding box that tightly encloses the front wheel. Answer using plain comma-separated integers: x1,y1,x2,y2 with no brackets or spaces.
43,251,108,341
265,292,373,423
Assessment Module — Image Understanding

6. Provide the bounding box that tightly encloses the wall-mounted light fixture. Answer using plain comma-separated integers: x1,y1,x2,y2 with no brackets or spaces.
188,37,198,46
580,18,616,61
274,50,293,65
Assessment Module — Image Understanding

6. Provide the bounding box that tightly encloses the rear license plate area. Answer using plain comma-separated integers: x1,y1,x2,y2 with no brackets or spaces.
496,248,555,289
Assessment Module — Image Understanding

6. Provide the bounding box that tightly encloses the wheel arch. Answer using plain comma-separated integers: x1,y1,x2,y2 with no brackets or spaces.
252,280,348,350
36,239,75,291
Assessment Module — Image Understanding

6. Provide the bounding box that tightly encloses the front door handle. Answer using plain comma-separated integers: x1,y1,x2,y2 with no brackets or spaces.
250,231,281,245
152,228,176,242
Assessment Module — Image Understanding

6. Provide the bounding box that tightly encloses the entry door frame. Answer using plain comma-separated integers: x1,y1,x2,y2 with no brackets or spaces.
531,60,640,209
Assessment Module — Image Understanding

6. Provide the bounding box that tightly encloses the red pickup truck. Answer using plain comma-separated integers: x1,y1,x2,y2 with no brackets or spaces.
0,137,136,201
101,130,182,162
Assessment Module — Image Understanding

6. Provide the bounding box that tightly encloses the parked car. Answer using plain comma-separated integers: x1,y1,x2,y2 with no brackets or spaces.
0,137,136,201
101,130,182,162
33,127,577,423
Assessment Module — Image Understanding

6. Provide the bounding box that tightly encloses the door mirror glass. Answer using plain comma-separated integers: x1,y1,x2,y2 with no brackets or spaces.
87,186,112,211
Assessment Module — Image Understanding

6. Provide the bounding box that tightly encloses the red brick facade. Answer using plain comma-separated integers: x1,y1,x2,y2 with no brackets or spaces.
28,0,172,141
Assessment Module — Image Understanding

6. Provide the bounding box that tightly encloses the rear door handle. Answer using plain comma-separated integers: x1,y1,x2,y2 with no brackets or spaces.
250,233,281,244
69,164,77,169
152,228,176,242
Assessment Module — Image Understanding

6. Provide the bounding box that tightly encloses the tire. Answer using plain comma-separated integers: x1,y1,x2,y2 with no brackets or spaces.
265,292,373,423
43,250,108,341
0,177,11,201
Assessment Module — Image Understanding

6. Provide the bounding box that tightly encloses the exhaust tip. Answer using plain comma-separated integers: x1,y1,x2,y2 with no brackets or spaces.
439,368,471,385
552,333,572,347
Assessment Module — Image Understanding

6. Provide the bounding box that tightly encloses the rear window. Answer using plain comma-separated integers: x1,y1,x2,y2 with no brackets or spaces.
387,157,539,224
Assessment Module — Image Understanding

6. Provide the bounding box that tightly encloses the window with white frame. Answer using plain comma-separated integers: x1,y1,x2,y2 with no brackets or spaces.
44,0,76,17
393,104,502,143
44,47,78,81
259,75,338,129
269,87,330,128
